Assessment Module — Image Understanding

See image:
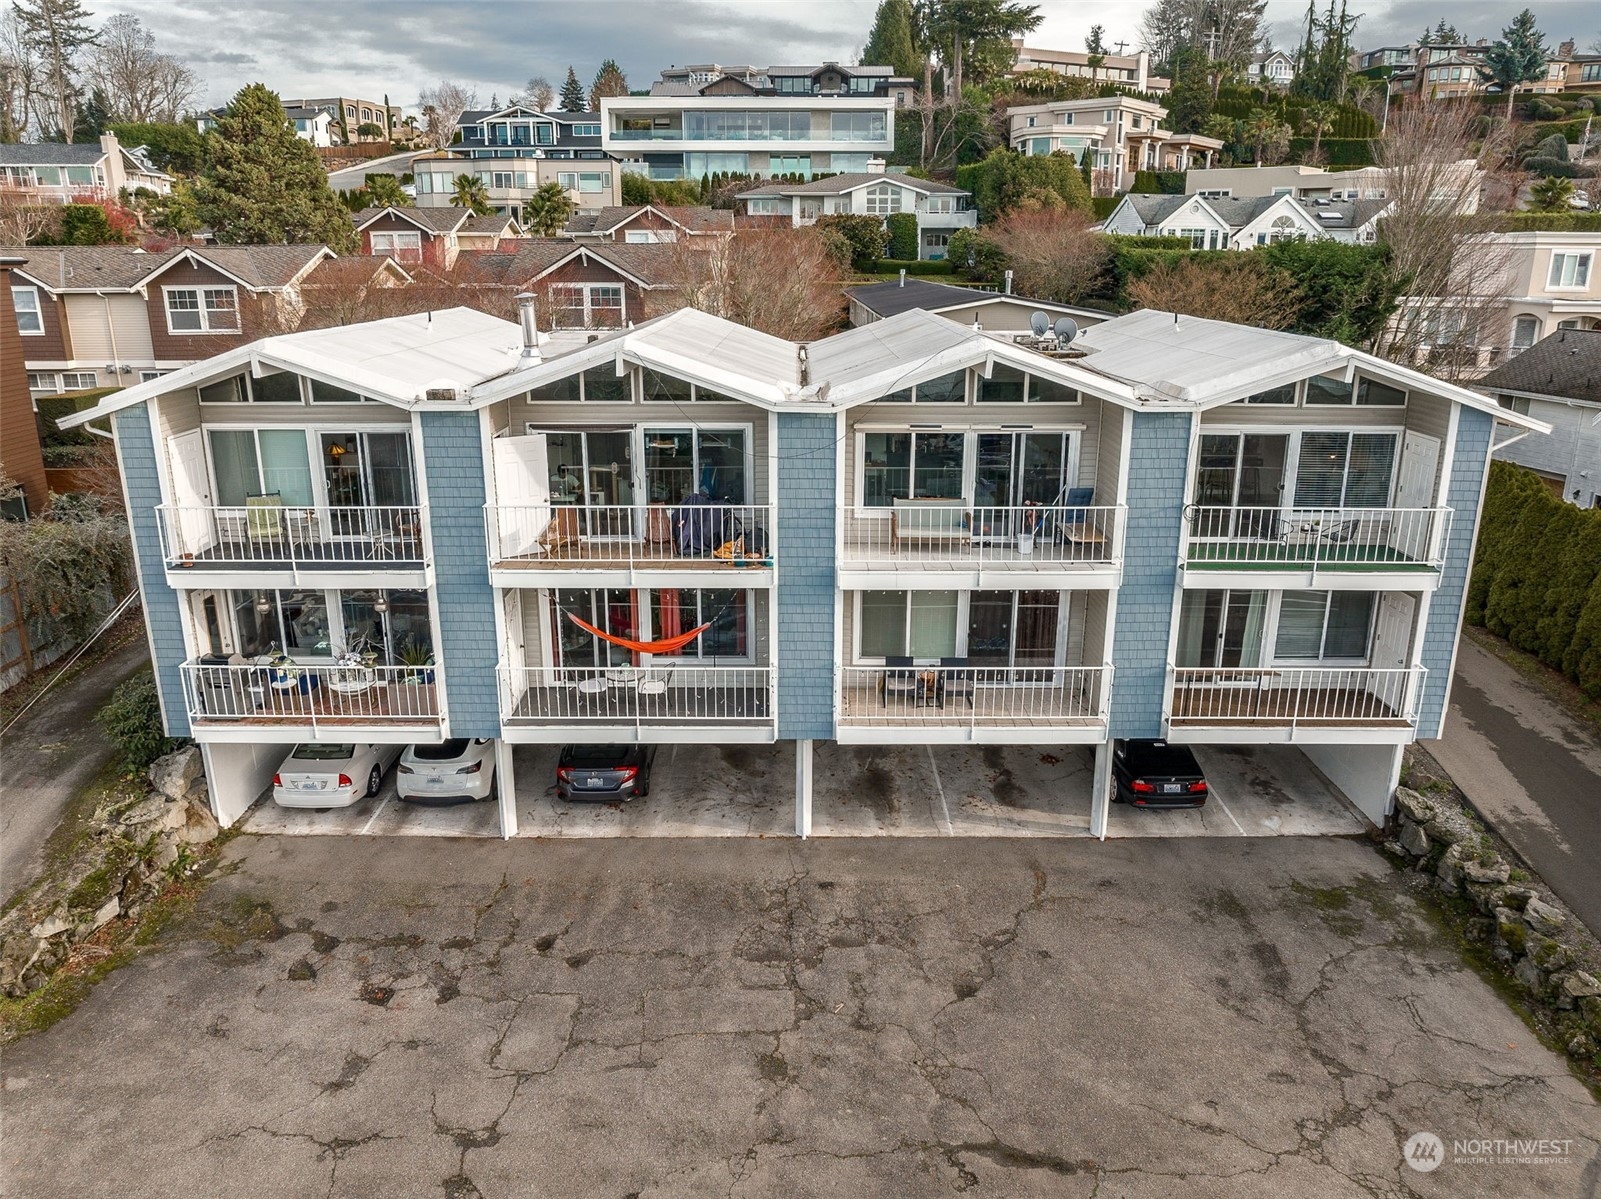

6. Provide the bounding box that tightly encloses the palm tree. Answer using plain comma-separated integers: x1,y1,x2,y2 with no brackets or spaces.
1244,108,1289,165
1529,175,1575,212
523,180,576,237
1300,101,1337,163
450,174,492,216
365,174,410,207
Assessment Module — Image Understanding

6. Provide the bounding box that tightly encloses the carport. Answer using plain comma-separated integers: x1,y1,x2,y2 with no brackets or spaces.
1107,744,1369,837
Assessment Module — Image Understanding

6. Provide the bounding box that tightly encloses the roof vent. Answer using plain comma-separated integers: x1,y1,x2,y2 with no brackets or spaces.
515,291,541,363
425,387,458,402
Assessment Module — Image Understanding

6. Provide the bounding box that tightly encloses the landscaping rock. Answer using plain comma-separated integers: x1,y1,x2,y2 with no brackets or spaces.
176,802,220,846
1523,898,1567,936
1515,954,1544,993
1423,806,1478,847
89,897,120,932
1398,821,1430,857
1462,856,1511,886
1561,971,1601,1002
1528,934,1570,972
1436,843,1467,891
148,747,203,802
1569,1033,1596,1060
29,908,71,940
1493,907,1527,957
1487,885,1536,912
1393,787,1436,824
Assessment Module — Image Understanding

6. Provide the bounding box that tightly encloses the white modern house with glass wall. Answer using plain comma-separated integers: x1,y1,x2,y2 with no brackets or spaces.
60,298,1544,840
600,63,904,182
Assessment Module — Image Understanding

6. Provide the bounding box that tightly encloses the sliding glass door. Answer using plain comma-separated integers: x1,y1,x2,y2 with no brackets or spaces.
1176,590,1267,669
546,431,635,536
1192,433,1288,538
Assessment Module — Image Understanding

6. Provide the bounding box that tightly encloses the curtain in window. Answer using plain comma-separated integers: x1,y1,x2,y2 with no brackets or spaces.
1275,592,1329,659
860,591,906,657
258,431,314,505
909,591,958,658
1293,433,1346,508
211,431,259,506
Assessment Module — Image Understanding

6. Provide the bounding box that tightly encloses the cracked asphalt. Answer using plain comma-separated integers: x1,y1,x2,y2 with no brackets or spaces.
3,835,1599,1198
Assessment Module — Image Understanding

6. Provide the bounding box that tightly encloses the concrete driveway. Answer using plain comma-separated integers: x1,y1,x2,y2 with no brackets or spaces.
2,835,1595,1198
243,773,499,838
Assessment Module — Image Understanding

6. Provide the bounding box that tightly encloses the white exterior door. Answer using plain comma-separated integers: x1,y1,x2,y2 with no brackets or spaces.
1395,431,1440,559
168,428,216,556
492,433,550,558
1371,592,1417,715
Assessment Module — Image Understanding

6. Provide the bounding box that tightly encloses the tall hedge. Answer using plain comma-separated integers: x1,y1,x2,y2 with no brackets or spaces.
1286,137,1375,166
885,211,919,260
1469,462,1601,699
955,148,1091,221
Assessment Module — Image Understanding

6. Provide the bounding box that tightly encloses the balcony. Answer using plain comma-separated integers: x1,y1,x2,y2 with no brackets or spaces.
1167,666,1426,743
487,504,773,585
839,504,1124,587
181,662,444,741
499,665,774,743
158,505,427,582
839,665,1111,743
1183,506,1450,588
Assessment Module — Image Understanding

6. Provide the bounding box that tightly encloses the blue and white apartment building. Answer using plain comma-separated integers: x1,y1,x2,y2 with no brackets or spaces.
62,302,1546,837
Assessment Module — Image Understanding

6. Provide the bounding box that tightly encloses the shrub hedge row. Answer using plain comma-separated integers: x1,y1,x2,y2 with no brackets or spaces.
1286,137,1376,166
1486,212,1601,233
1131,170,1187,195
1467,462,1601,699
866,259,955,275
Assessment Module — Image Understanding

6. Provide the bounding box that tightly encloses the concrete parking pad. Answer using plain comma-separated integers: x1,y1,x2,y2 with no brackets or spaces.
3,836,1595,1198
1110,744,1368,838
242,777,499,838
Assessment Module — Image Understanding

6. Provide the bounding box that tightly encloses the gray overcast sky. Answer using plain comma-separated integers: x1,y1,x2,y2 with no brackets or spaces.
107,0,1601,111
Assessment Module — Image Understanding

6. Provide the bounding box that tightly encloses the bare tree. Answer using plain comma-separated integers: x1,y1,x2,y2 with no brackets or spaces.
0,190,58,243
1370,99,1518,381
85,13,200,123
418,79,477,148
0,9,40,141
646,226,845,341
11,0,96,141
985,209,1110,304
1126,253,1303,328
520,75,554,111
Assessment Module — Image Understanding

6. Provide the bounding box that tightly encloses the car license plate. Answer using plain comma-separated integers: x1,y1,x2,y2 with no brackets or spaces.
1162,783,1183,794
585,777,603,788
295,781,321,791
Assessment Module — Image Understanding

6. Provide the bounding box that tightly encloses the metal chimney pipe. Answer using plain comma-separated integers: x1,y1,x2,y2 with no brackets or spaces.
515,292,541,362
1004,270,1014,295
899,268,906,287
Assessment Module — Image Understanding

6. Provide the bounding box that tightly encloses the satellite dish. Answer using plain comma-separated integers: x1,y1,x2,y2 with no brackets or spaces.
1053,318,1079,344
1029,310,1050,336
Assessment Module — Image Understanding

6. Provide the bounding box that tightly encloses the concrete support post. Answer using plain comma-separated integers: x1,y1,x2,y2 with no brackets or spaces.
1090,740,1113,840
495,740,518,839
795,739,813,839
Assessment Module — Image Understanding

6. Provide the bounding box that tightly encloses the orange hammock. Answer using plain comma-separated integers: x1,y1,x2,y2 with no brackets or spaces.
565,611,710,656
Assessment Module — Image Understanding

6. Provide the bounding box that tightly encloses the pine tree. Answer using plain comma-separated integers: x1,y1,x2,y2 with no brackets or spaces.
559,67,586,112
861,0,921,78
195,84,358,251
589,59,628,109
1485,9,1548,120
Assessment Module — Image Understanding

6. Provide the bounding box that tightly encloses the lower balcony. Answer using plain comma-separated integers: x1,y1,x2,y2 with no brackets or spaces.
499,665,775,743
180,662,444,741
1166,666,1426,744
838,665,1111,743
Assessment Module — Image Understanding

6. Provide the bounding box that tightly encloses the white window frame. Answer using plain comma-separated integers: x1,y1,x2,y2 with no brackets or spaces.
1196,423,1404,513
863,183,902,215
545,587,757,666
27,371,60,393
164,285,241,334
547,283,626,329
1547,251,1592,290
140,370,169,383
851,589,1069,667
61,371,99,390
370,230,422,263
1267,589,1378,665
11,285,43,335
851,425,1083,514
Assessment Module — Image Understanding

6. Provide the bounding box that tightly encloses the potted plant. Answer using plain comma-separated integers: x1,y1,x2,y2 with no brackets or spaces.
398,639,436,684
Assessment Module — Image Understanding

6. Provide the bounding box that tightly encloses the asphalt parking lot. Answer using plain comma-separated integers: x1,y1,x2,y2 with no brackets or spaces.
242,773,499,838
3,835,1594,1198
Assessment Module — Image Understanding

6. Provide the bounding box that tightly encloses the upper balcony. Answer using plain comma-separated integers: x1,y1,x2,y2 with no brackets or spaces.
839,502,1124,588
180,661,445,743
1165,665,1426,744
157,504,429,587
1181,505,1451,590
486,503,774,587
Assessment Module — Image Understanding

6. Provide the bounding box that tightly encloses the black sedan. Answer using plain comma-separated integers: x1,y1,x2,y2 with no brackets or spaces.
1111,739,1209,808
556,744,655,801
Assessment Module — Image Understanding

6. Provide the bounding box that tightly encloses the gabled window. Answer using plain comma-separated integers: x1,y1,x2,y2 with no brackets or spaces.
547,283,625,329
863,183,902,214
11,285,42,334
165,285,240,333
370,230,422,263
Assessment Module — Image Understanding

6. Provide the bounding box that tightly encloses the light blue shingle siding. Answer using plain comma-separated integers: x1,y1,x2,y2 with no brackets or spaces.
1107,410,1193,739
115,406,191,737
775,412,837,740
419,412,501,737
1417,407,1491,737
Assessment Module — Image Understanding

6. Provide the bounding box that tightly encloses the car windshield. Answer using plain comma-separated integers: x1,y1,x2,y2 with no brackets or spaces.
567,745,628,763
292,744,355,760
413,739,471,761
1129,743,1200,775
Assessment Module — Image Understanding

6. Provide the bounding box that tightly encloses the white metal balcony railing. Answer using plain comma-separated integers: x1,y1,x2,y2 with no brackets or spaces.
841,504,1123,569
158,505,427,570
1184,506,1450,573
500,665,773,728
181,663,444,729
840,665,1111,729
1168,666,1426,730
487,504,771,568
